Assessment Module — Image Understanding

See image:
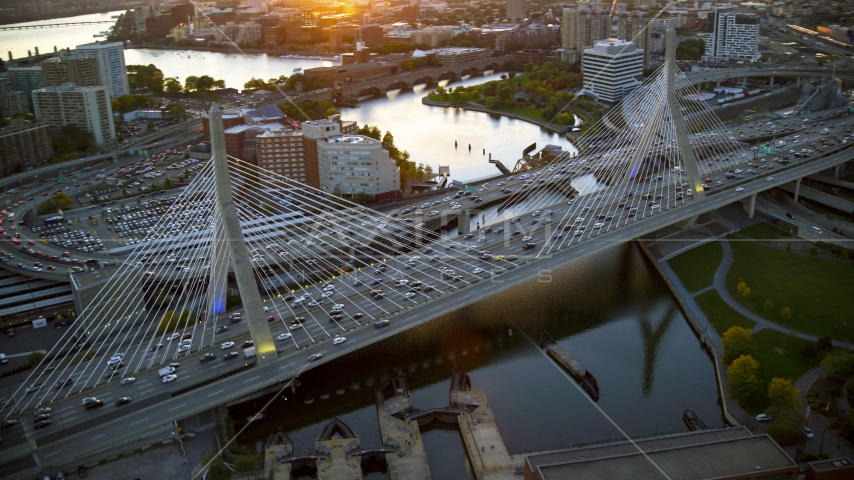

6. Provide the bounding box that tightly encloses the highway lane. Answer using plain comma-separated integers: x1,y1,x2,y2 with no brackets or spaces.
2,139,853,477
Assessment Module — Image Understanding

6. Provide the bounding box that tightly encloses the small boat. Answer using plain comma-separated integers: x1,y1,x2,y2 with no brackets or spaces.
683,409,707,431
292,67,302,74
540,331,599,401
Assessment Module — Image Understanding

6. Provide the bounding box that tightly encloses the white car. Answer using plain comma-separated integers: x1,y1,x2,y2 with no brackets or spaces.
177,344,191,353
473,267,484,274
161,374,177,383
332,337,347,345
766,177,774,181
166,333,180,341
308,300,322,307
221,341,235,350
404,292,416,299
289,323,304,331
277,333,292,341
735,187,744,192
522,236,532,242
321,291,334,298
593,222,604,229
466,246,477,251
333,304,345,310
323,285,335,291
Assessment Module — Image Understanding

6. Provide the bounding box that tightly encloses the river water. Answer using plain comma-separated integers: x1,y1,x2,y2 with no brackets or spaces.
4,21,724,479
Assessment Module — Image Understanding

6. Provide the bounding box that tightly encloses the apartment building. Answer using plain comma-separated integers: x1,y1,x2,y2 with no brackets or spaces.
32,83,116,144
317,134,400,199
703,6,761,62
0,121,53,176
41,55,101,88
582,39,644,104
76,41,130,98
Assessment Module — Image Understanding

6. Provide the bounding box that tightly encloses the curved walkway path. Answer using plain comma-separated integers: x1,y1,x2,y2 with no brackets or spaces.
692,239,854,349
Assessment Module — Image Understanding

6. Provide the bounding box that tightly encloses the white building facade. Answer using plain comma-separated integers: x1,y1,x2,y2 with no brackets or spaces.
581,39,644,104
702,6,761,63
317,135,400,198
76,41,130,99
32,83,116,144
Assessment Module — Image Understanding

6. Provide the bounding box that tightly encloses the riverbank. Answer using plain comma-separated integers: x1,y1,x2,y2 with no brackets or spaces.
126,44,339,61
421,97,573,134
0,7,124,26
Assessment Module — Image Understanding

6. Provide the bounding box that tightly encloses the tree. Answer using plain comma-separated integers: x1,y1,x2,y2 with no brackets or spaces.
821,350,854,378
59,125,95,149
763,299,775,313
722,326,753,365
424,164,433,175
817,335,833,352
779,307,792,320
164,103,187,119
766,406,806,445
767,378,799,409
184,75,199,92
164,78,182,93
208,461,232,480
147,121,156,131
233,456,258,473
196,75,216,91
27,351,45,367
727,354,763,405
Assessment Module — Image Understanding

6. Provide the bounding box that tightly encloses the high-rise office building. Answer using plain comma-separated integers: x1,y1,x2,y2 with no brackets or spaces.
506,0,525,22
41,55,101,88
75,41,130,99
32,83,116,145
316,134,400,199
0,122,53,176
582,39,644,104
703,6,761,62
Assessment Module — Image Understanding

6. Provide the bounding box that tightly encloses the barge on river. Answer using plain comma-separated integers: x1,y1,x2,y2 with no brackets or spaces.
540,331,599,401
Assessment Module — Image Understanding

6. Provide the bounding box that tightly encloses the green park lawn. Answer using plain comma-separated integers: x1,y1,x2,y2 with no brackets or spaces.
726,237,854,343
695,290,756,333
736,222,795,241
668,241,724,293
500,106,546,122
751,329,824,386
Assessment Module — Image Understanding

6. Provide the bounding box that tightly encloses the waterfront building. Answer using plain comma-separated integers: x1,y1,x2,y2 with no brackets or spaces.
285,25,326,44
0,91,30,118
256,129,316,187
0,121,53,176
317,134,400,200
703,6,761,63
506,0,525,22
41,55,101,88
410,26,455,47
224,122,287,161
495,24,560,53
582,39,643,104
201,104,287,142
305,62,402,88
76,41,130,99
358,24,385,47
7,65,44,111
134,5,157,36
434,47,491,67
32,83,115,145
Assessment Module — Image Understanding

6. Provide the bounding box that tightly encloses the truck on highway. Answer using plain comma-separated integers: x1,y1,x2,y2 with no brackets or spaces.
243,347,256,359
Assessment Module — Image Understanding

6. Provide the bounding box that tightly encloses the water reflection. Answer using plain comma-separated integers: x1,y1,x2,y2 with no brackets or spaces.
231,243,722,479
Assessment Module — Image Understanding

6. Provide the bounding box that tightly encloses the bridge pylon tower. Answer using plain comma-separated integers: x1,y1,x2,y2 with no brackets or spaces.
209,104,278,363
666,27,706,200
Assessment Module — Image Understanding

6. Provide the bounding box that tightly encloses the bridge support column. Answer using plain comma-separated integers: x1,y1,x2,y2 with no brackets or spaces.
458,210,472,235
716,80,721,88
209,104,277,364
666,28,705,200
742,77,747,87
797,77,801,87
794,178,801,203
769,76,774,88
748,194,757,219
833,164,841,179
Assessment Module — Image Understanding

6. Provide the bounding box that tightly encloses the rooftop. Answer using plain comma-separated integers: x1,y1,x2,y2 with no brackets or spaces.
224,122,287,135
322,135,379,144
526,427,797,480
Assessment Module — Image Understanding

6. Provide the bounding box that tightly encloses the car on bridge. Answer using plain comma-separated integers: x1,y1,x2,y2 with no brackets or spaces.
224,351,239,360
200,353,216,363
308,353,323,362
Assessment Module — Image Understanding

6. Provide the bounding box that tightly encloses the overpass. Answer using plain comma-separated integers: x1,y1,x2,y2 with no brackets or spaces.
3,30,854,478
682,65,854,88
778,182,854,212
0,21,114,30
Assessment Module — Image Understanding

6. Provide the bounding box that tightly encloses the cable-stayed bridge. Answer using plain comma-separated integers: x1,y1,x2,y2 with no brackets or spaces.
2,30,853,478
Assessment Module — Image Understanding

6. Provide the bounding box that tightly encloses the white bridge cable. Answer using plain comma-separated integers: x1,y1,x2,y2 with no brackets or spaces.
226,157,510,286
10,164,220,411
225,164,477,304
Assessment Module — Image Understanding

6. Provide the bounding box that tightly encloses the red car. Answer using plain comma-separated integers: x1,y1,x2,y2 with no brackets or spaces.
267,316,276,323
181,333,192,340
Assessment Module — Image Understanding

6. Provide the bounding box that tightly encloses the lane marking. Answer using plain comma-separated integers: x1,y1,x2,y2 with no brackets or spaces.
139,388,154,395
44,451,61,457
130,418,149,426
91,434,105,440
169,403,187,411
243,376,260,384
208,390,225,397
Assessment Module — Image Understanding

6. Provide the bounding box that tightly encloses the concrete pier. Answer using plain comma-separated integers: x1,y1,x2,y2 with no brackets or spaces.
376,376,431,480
451,371,522,480
263,432,293,480
315,433,362,479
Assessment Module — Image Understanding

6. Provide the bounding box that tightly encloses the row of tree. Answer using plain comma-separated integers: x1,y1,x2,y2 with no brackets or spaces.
244,73,325,93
